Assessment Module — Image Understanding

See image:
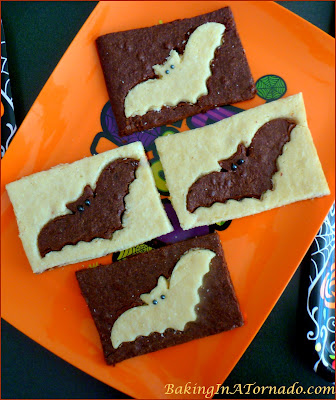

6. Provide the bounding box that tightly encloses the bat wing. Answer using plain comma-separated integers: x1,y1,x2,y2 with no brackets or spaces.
38,158,139,257
124,22,225,118
111,248,215,348
187,118,296,212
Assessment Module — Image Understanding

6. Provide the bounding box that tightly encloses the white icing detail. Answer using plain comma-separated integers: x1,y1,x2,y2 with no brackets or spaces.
124,22,225,118
111,248,215,348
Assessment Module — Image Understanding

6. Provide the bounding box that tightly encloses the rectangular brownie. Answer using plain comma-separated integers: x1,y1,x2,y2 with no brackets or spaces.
76,233,243,365
6,142,172,273
155,93,330,230
96,7,255,136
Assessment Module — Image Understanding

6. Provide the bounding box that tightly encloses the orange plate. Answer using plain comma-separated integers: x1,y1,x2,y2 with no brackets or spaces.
1,1,335,399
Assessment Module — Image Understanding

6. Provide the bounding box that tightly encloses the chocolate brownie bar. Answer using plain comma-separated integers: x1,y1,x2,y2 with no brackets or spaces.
6,142,173,273
96,7,255,136
155,94,330,230
76,233,243,365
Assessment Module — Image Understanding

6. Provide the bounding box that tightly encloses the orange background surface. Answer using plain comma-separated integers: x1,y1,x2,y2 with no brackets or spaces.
1,2,335,399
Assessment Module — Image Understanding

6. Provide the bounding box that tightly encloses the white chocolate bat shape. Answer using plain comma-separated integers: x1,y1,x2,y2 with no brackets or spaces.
111,248,216,348
124,22,225,118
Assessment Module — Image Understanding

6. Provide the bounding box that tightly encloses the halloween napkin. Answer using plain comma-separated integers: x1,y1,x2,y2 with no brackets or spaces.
1,20,17,158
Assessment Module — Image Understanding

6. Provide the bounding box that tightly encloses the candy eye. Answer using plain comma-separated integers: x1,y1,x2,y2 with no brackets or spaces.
160,295,166,300
237,159,245,165
85,199,91,206
152,300,158,305
231,164,238,171
77,205,84,212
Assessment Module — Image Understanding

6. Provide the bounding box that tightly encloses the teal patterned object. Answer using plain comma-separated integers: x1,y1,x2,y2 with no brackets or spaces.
256,74,287,102
306,203,335,381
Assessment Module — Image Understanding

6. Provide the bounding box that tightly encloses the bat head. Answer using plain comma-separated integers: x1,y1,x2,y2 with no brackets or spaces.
140,276,169,305
66,185,94,214
153,50,181,78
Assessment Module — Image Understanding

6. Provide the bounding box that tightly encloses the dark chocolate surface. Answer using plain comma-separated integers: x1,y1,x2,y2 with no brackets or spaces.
187,118,296,212
38,158,139,257
96,7,256,136
76,233,243,365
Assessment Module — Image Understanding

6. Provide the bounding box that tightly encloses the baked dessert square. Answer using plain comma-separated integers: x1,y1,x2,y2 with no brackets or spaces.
96,7,255,137
76,232,243,365
155,93,330,230
6,142,173,273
